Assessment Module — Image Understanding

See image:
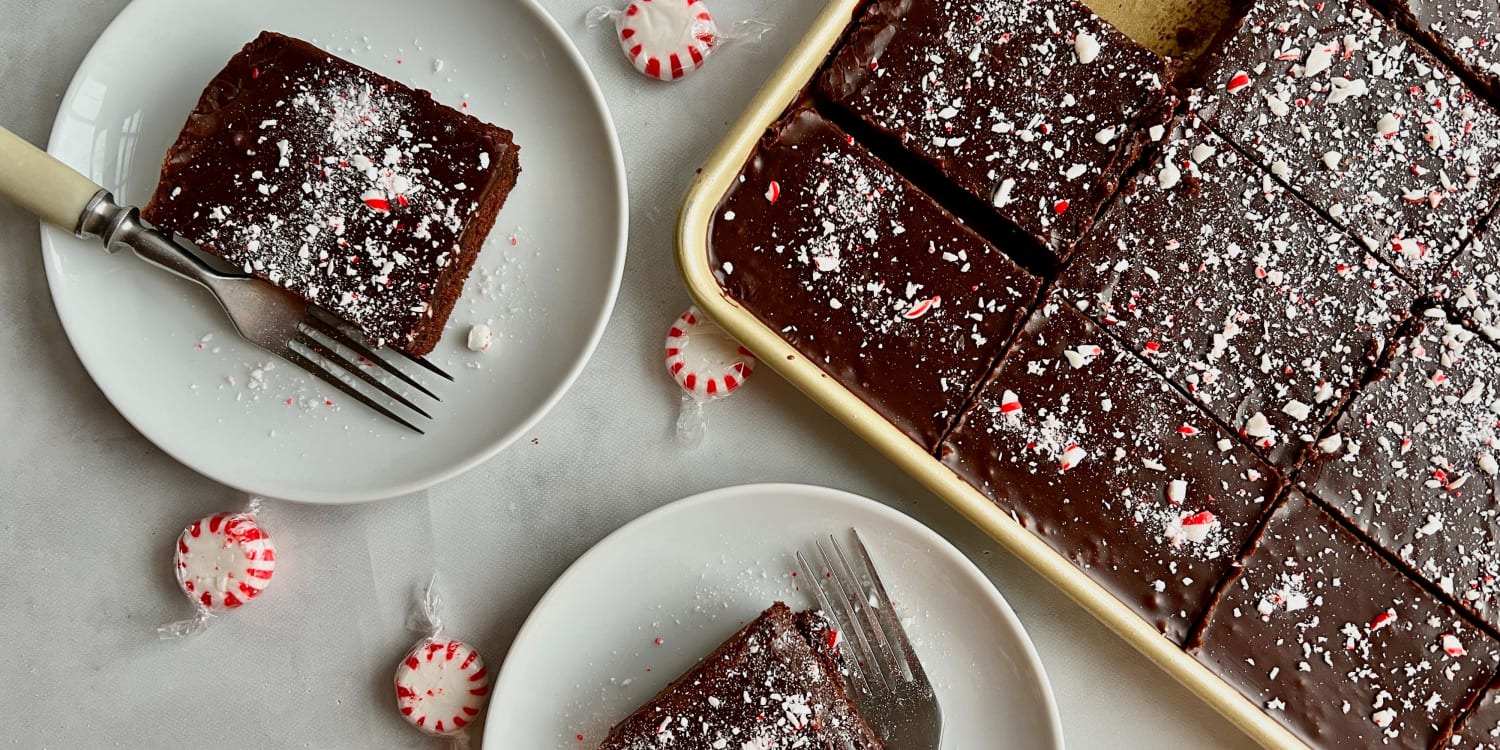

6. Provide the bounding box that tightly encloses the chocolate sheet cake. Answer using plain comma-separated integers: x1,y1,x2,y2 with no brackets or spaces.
1189,0,1500,277
142,31,520,356
1301,306,1500,632
1190,490,1500,749
940,299,1281,644
598,602,881,750
818,0,1178,260
710,108,1040,450
1058,118,1415,468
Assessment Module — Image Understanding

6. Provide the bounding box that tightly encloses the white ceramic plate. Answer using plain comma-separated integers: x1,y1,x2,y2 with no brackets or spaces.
486,483,1063,749
40,0,625,503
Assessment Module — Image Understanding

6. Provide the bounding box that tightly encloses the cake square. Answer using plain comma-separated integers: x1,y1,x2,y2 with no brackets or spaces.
1189,489,1500,749
1190,0,1500,276
939,298,1281,644
1440,228,1500,342
1372,0,1500,106
1301,306,1500,631
817,0,1178,260
1443,678,1500,749
710,108,1041,451
141,31,520,356
1057,118,1415,468
598,602,882,750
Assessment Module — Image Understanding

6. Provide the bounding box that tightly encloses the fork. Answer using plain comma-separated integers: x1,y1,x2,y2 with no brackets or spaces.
0,125,449,433
797,529,944,749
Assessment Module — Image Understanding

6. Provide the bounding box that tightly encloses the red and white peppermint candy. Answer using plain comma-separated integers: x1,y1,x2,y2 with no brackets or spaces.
173,513,274,611
395,637,490,736
666,306,755,401
615,0,719,81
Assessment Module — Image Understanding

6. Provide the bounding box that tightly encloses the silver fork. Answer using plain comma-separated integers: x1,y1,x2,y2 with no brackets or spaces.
797,529,944,749
1,126,449,433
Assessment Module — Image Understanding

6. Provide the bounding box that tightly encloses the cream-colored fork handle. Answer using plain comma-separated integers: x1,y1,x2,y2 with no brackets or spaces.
0,124,102,233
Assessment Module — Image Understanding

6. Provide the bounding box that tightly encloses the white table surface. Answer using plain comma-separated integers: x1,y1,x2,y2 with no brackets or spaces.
0,1,1260,747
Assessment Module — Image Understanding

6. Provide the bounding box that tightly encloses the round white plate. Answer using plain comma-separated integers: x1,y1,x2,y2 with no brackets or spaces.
40,0,626,503
486,483,1064,749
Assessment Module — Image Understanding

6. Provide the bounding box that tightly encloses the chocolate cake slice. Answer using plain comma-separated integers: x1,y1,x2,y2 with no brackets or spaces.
940,298,1281,644
1189,490,1500,749
1189,0,1500,277
710,108,1040,451
818,0,1179,260
141,31,520,356
1301,306,1500,632
598,602,881,750
1372,0,1500,107
1442,677,1500,748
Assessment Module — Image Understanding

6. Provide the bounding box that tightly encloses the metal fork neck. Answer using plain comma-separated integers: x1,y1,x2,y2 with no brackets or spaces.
75,189,228,287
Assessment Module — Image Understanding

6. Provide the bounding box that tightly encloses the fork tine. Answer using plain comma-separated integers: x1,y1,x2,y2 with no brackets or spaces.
299,314,440,401
828,535,908,684
816,540,894,692
294,332,433,420
395,347,455,381
850,529,930,684
309,305,457,383
796,551,872,697
279,348,424,434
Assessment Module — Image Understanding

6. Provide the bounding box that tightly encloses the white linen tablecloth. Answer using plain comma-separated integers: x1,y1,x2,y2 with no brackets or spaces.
0,1,1259,747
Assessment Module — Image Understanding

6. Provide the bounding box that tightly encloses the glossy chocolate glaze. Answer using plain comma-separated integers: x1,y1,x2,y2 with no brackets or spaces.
941,298,1281,644
1058,117,1415,468
1301,307,1500,632
141,31,519,354
1191,490,1499,749
1191,0,1500,278
598,603,881,750
818,0,1178,260
710,108,1040,450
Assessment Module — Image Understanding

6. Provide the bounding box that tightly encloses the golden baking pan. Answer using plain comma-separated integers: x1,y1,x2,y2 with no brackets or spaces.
675,0,1305,748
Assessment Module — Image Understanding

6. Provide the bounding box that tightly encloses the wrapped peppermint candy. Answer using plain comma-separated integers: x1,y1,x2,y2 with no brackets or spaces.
665,305,756,445
587,0,769,82
394,579,490,746
159,499,276,639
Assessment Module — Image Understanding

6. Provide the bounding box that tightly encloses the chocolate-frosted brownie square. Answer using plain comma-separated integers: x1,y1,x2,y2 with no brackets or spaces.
1302,306,1500,631
598,603,881,750
1058,118,1415,468
1191,0,1500,276
1372,0,1500,106
1443,678,1500,748
710,108,1040,451
1441,228,1500,342
142,31,520,355
1190,490,1500,749
818,0,1178,260
940,298,1280,644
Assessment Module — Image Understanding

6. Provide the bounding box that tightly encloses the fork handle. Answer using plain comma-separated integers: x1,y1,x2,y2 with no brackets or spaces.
0,124,104,234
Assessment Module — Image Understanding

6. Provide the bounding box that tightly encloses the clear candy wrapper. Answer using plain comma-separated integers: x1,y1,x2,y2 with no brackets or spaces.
586,0,770,81
159,497,276,640
394,578,490,746
665,305,756,446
